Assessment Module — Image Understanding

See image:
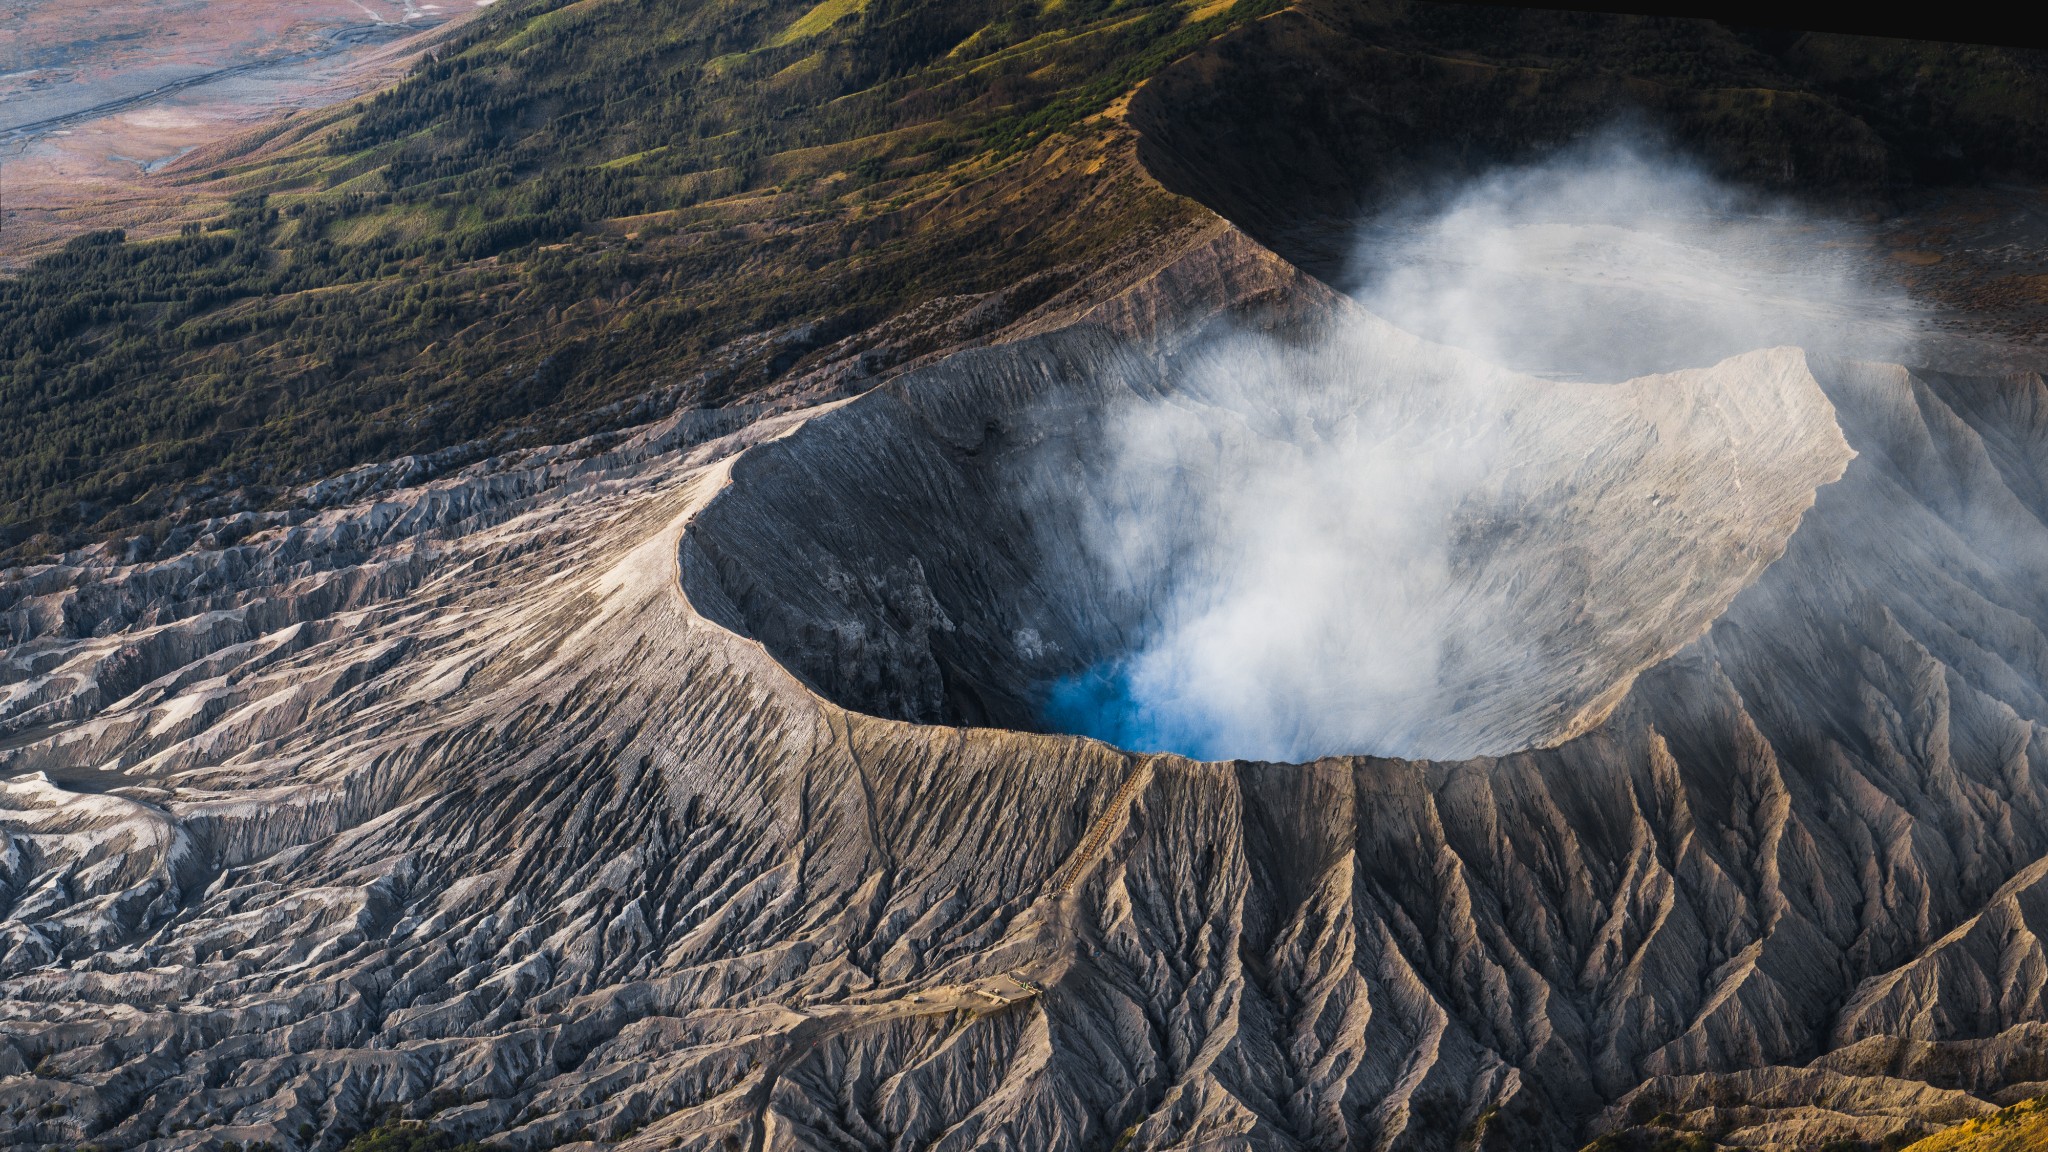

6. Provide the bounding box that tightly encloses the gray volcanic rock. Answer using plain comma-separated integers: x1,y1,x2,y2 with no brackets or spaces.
5,225,2048,1152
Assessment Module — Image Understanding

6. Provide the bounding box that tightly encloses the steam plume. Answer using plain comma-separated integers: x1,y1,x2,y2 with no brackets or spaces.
1043,132,1900,763
1350,133,1915,379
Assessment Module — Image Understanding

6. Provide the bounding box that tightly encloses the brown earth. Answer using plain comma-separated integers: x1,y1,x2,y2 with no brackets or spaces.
0,0,478,265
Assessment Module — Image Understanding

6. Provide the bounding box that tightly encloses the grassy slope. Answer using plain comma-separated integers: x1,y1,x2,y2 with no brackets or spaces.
0,0,1268,560
1898,1099,2048,1152
5,0,2048,563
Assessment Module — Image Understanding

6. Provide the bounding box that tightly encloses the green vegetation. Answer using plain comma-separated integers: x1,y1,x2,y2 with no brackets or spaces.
1584,1097,1958,1151
5,0,2048,561
1897,1097,2048,1152
1580,1130,1720,1152
336,1121,486,1152
0,0,1267,559
772,0,875,46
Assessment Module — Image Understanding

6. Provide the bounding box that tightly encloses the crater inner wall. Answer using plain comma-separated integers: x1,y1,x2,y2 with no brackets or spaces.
679,308,1853,760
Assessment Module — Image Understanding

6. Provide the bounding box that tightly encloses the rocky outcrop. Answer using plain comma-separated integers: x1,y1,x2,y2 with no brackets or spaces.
6,223,2048,1152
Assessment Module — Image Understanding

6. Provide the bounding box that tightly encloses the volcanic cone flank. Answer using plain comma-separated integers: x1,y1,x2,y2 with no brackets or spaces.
5,229,2048,1152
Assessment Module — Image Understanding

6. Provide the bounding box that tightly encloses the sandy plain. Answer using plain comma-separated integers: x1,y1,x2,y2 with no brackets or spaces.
0,0,481,264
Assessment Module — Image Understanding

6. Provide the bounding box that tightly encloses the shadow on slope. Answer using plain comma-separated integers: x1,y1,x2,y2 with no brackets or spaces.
1126,2,2048,285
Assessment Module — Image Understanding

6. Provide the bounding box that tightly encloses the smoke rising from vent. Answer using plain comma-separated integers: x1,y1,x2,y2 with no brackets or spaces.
1041,134,1894,762
1349,133,1917,379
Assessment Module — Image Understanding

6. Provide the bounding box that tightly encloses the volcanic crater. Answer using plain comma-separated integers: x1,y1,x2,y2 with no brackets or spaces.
679,303,1852,762
12,7,2048,1150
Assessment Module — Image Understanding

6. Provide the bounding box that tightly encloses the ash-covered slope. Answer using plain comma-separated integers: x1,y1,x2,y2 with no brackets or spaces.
6,227,2048,1152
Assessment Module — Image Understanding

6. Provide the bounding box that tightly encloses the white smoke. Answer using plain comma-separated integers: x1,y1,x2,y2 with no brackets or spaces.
1046,331,1511,761
1350,133,1917,379
1043,132,1906,763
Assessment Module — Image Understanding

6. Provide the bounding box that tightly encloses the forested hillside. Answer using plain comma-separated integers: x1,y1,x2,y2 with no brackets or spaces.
4,0,2048,561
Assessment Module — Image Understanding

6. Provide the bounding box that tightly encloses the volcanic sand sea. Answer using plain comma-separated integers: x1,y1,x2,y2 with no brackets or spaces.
0,0,480,266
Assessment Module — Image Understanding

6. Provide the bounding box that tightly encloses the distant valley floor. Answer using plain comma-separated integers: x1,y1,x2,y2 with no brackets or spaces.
0,0,480,266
